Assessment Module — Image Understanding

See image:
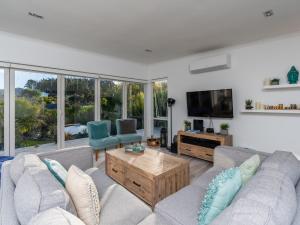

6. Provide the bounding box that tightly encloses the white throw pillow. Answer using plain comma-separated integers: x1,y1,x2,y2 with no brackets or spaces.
66,165,100,225
28,207,85,225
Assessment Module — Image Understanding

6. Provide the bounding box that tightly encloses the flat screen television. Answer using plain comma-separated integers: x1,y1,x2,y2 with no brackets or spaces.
186,89,233,118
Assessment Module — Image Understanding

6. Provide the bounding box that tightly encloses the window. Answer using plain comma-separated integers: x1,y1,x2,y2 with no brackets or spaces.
100,80,123,135
127,83,144,137
15,71,58,152
65,76,95,148
152,80,168,137
0,69,4,152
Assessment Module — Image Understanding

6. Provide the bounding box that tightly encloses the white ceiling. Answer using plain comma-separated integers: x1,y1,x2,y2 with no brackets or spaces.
0,0,300,64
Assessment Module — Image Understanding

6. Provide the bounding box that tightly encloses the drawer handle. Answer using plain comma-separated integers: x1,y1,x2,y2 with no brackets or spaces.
206,153,212,156
185,148,191,151
133,181,141,187
112,168,118,173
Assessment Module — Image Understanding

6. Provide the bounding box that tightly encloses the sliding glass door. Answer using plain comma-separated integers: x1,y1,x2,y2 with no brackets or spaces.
153,80,168,138
64,76,95,148
15,71,58,153
0,69,4,154
127,83,145,136
100,80,123,135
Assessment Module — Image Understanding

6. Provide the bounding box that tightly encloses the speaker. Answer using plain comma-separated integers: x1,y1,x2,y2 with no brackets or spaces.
167,98,176,107
193,120,204,132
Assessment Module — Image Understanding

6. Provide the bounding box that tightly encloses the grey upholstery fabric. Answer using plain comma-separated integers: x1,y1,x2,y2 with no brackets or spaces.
155,185,206,225
192,166,223,189
0,162,19,225
10,153,47,185
137,214,171,225
213,168,297,225
38,147,93,171
261,150,300,185
118,119,137,134
14,167,76,225
28,207,85,225
99,184,151,225
85,167,116,197
292,180,300,225
214,146,270,169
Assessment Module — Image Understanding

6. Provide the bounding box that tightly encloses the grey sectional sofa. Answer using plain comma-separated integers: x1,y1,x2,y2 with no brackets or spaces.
1,145,300,225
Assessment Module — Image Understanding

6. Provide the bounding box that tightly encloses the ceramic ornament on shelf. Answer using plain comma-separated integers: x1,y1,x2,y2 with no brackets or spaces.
287,66,299,84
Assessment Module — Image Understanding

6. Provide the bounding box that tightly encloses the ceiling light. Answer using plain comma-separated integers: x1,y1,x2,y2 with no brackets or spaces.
145,49,153,53
28,12,44,19
263,10,274,17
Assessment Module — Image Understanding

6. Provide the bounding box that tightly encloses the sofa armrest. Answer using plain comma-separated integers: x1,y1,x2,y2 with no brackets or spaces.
214,146,270,169
38,146,93,171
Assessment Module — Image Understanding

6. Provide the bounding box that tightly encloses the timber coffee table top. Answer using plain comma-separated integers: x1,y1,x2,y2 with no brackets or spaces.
105,148,190,207
106,148,189,176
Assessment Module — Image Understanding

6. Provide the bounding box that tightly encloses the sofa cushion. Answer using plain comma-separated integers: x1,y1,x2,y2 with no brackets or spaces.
198,168,242,225
239,154,260,185
155,185,206,225
117,133,142,144
10,153,47,185
66,165,100,225
192,167,223,189
43,158,68,187
85,167,116,197
14,167,76,225
212,169,297,225
118,119,136,134
137,213,171,225
292,180,300,225
28,207,85,225
100,184,152,225
261,150,300,185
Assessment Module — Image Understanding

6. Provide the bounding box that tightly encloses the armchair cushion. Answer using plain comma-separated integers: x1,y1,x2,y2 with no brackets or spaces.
90,122,109,139
117,134,142,144
117,119,136,135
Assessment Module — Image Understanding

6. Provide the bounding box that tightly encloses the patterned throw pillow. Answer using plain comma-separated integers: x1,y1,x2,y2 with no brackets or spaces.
66,165,100,225
239,154,260,185
43,158,68,187
198,168,242,225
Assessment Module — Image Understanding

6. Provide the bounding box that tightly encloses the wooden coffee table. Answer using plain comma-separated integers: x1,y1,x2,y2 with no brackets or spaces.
105,148,190,207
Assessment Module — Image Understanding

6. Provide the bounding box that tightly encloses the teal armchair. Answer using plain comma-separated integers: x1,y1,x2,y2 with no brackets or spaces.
87,120,120,161
116,119,142,146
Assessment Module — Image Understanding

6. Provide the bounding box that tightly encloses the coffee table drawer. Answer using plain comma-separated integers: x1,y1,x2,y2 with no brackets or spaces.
124,168,153,204
106,157,125,184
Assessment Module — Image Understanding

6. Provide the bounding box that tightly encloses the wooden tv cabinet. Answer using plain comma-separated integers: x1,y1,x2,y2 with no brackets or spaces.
177,131,233,162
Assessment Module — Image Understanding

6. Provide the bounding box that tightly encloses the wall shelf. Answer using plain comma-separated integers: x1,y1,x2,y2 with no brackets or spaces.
263,83,300,90
241,109,300,114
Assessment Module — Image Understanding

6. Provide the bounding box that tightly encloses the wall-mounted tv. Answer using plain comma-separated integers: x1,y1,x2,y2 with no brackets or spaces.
186,89,233,118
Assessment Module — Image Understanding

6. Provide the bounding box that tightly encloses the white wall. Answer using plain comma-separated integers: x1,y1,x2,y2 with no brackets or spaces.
0,31,147,79
148,33,300,157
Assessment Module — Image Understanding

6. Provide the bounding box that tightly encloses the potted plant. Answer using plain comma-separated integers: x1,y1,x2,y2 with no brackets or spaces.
184,120,192,131
220,123,229,135
245,99,253,110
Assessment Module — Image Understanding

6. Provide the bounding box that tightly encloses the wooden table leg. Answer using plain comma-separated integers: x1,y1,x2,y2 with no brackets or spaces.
95,150,100,161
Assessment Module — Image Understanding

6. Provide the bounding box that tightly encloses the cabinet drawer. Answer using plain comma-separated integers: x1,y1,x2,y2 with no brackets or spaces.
180,144,213,162
124,168,153,203
106,157,125,184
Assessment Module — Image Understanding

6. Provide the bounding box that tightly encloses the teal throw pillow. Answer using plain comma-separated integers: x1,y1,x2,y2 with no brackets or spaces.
239,154,260,185
43,158,68,187
198,168,242,225
90,123,109,139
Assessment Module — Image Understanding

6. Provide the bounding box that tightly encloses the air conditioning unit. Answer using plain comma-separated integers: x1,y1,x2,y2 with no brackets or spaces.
189,54,231,74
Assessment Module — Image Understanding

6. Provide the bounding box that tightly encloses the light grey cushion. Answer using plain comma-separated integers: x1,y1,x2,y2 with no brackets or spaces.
85,167,116,197
14,167,76,225
292,180,300,225
261,150,300,185
0,162,19,225
155,185,206,225
99,184,151,225
191,166,223,190
212,169,297,225
10,153,47,185
137,213,171,225
28,207,85,225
